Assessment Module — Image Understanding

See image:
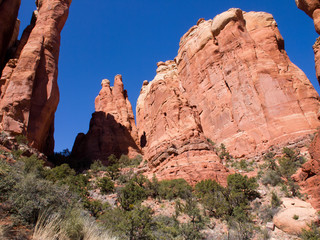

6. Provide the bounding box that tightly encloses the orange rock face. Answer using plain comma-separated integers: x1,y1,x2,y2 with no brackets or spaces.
176,9,320,158
0,0,72,155
0,0,21,72
71,75,141,165
137,61,230,185
137,9,320,184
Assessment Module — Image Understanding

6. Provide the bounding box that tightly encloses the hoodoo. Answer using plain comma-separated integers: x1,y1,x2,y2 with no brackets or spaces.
0,0,72,155
71,75,141,165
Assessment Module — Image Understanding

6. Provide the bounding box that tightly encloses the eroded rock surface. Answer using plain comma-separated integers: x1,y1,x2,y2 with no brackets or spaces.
273,198,318,235
71,75,141,165
0,0,72,155
176,8,320,158
137,8,320,183
137,61,230,185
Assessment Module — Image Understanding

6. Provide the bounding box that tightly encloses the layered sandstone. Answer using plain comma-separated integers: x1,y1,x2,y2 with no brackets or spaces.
71,75,141,165
137,61,230,185
138,8,320,164
0,0,72,155
0,0,21,72
136,8,320,184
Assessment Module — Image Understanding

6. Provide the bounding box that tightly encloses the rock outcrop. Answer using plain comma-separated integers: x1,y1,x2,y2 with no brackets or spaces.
273,198,318,235
71,75,141,165
0,0,21,73
296,0,320,84
175,9,320,158
137,8,320,184
294,0,320,211
0,0,72,155
137,61,230,185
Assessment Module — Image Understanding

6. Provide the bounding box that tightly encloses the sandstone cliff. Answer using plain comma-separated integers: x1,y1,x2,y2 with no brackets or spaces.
0,0,72,155
137,8,320,184
71,75,141,165
137,61,230,185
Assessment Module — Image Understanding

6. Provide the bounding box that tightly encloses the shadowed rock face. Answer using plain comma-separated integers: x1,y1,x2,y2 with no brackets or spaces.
0,0,72,155
137,8,320,184
0,0,21,73
71,75,141,165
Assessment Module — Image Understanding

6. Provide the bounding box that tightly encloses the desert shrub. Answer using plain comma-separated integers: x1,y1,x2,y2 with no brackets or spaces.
227,173,259,207
300,222,320,240
118,175,148,210
90,160,106,173
119,154,143,168
9,174,75,224
100,205,154,240
271,191,282,208
261,170,282,186
106,155,120,180
146,174,160,199
195,179,230,218
293,214,299,220
98,176,114,194
46,163,90,198
83,199,110,218
15,134,28,145
151,215,180,240
158,178,192,200
278,147,305,180
0,160,19,202
218,143,232,161
117,169,135,184
259,205,279,223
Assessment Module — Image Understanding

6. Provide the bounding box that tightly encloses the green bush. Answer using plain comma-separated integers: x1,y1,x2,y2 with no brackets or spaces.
195,179,230,218
90,160,106,173
100,205,154,239
15,135,28,145
261,170,282,186
271,191,282,208
9,174,75,224
118,175,148,210
46,163,90,198
97,176,114,194
158,179,192,200
301,222,320,240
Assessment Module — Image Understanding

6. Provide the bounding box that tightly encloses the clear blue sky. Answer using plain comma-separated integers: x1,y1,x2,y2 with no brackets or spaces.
17,0,319,153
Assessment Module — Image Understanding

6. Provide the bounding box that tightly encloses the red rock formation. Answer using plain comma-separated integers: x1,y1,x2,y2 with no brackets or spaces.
0,0,72,155
175,9,320,158
137,8,320,184
137,61,230,185
0,0,21,72
296,0,320,84
294,0,320,211
71,75,141,165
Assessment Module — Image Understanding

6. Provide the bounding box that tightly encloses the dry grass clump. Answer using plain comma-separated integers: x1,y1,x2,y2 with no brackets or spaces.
32,212,117,240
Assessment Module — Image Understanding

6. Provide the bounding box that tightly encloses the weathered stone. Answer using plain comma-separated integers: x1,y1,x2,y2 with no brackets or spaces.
137,60,230,185
71,75,141,165
273,198,318,235
175,9,320,158
0,0,72,155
